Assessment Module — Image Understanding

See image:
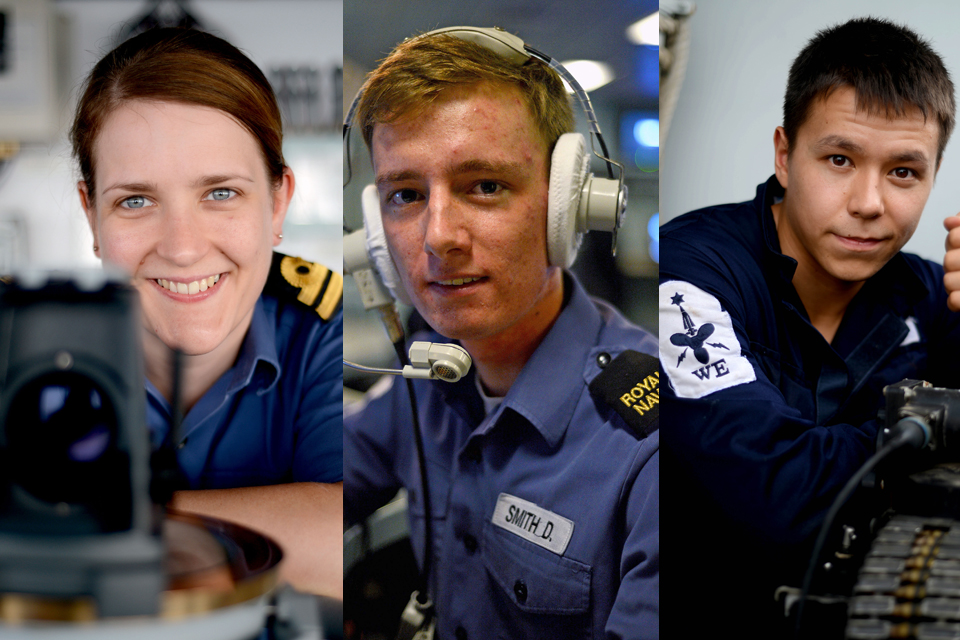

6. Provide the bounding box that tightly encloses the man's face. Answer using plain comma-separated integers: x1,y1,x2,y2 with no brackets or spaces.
371,82,562,342
773,85,939,288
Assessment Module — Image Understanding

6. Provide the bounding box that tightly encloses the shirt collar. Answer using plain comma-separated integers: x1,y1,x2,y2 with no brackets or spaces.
862,251,930,308
486,273,604,448
227,297,281,396
143,296,280,447
757,175,800,285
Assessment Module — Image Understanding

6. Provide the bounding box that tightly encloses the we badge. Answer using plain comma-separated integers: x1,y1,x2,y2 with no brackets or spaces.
659,280,755,399
492,494,574,555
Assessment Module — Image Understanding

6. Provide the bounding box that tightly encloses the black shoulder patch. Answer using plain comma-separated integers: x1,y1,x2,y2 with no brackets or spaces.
265,252,343,321
588,350,659,438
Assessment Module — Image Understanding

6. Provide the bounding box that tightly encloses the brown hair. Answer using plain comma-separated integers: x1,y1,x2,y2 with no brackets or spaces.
355,32,574,155
784,17,955,164
71,27,285,202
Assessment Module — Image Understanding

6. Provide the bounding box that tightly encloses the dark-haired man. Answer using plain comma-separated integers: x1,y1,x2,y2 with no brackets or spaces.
660,17,959,637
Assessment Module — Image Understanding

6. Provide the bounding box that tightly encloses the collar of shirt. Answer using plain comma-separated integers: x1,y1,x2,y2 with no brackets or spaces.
227,298,281,396
756,174,929,308
435,273,606,448
145,297,281,422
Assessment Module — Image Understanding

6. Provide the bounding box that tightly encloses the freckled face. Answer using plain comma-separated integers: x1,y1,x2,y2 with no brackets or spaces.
80,101,289,356
372,83,561,342
774,86,939,289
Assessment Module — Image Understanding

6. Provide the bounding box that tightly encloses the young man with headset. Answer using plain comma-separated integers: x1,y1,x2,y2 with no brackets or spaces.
660,17,960,638
343,27,659,639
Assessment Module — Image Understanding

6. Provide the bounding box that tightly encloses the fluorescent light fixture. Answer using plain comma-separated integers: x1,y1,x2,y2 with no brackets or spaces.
627,12,659,46
634,119,659,148
559,59,615,92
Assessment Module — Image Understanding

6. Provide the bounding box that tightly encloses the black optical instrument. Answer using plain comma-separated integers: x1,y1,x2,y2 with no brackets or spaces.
0,270,164,617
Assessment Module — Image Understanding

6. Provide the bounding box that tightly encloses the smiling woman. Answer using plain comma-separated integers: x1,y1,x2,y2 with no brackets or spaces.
69,27,344,597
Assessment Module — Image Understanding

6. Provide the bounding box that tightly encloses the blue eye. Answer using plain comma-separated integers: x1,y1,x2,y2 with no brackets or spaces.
208,188,234,201
121,196,147,209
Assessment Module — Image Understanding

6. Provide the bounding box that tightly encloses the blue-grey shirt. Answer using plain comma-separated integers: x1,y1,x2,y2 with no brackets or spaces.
345,274,659,640
146,294,343,488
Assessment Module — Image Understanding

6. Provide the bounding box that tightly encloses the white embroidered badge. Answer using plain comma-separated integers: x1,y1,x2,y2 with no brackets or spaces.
659,280,756,399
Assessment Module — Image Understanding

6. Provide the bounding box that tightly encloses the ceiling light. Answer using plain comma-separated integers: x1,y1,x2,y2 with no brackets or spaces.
627,12,659,46
559,60,615,93
634,119,659,148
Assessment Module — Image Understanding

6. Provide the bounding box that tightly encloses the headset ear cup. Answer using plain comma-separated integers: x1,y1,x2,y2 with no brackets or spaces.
547,133,589,268
361,184,413,306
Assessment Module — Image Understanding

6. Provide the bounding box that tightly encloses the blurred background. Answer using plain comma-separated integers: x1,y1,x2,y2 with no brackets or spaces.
343,0,660,393
660,0,960,264
0,0,342,274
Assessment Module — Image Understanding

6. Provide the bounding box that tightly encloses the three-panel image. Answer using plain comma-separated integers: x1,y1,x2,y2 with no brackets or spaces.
2,1,960,639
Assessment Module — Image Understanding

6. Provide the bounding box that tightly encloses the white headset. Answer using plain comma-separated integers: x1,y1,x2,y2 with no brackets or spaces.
343,26,627,307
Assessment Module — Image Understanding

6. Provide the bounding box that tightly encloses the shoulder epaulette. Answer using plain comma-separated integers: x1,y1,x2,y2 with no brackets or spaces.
588,350,659,438
265,252,343,321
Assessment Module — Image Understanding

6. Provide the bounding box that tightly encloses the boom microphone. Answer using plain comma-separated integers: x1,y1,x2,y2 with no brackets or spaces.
344,341,472,383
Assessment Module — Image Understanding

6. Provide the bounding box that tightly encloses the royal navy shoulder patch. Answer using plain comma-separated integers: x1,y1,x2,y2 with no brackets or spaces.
588,349,659,438
266,252,343,321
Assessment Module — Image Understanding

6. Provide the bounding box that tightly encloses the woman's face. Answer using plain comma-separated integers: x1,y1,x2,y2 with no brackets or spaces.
80,100,292,356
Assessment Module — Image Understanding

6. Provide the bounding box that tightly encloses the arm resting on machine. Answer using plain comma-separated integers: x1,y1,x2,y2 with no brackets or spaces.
171,481,344,599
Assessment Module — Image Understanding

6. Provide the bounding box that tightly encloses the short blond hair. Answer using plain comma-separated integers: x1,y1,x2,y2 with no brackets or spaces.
355,32,574,155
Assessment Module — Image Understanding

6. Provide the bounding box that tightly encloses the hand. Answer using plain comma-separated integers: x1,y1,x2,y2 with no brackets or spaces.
944,215,960,312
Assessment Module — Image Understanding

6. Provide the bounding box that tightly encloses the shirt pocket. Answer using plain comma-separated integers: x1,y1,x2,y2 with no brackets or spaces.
481,519,593,639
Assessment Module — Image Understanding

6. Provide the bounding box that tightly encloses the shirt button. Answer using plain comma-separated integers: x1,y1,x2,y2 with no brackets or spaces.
462,533,478,554
177,438,188,449
455,625,468,640
514,579,527,604
597,352,612,368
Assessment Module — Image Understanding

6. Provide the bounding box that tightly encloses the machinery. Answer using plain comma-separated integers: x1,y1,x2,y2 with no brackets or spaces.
797,380,960,639
0,271,335,640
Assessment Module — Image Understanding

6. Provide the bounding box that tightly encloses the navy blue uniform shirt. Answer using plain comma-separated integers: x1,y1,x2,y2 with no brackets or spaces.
659,176,960,636
146,255,344,489
345,274,659,640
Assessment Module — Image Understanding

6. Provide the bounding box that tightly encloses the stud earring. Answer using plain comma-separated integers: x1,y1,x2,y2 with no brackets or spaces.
93,244,99,252
278,234,283,239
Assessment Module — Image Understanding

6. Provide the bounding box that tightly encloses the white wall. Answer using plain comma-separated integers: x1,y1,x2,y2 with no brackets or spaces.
0,0,342,270
661,0,960,263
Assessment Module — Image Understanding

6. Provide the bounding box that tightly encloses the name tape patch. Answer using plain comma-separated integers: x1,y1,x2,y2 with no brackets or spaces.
491,493,574,555
659,280,755,399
